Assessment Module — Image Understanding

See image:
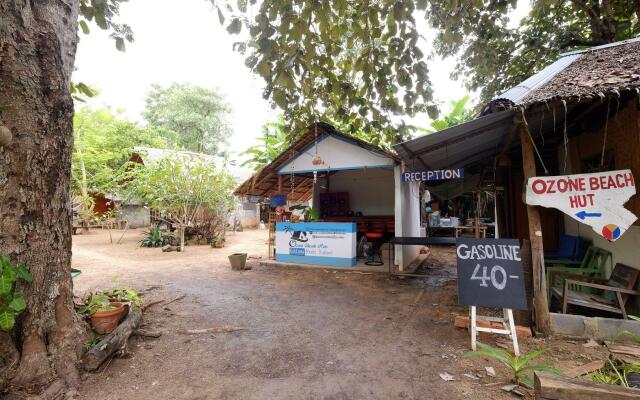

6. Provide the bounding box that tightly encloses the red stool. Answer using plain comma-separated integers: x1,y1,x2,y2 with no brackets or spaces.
365,232,384,266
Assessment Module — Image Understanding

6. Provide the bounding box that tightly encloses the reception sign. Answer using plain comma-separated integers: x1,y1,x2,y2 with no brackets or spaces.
526,170,637,242
275,222,357,267
401,168,464,182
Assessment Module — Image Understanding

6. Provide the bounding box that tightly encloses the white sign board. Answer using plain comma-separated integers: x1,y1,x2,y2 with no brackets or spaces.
526,170,637,241
275,222,357,267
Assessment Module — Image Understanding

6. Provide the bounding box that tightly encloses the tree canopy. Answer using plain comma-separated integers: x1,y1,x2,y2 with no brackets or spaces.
214,0,435,145
143,83,232,155
215,0,640,136
72,107,176,197
427,0,640,102
78,0,134,51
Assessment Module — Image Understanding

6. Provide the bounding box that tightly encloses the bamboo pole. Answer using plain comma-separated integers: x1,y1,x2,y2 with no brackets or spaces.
518,119,551,335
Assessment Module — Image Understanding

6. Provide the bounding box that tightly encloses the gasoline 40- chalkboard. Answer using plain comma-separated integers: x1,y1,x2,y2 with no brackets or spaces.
456,238,528,310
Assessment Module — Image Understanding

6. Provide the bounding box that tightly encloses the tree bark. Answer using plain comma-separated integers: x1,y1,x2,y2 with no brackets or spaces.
0,0,83,390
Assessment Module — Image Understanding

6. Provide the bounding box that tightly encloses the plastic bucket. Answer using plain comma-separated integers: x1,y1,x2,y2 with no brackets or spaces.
228,253,248,270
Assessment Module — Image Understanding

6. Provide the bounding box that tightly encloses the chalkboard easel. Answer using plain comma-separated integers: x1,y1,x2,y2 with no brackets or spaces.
470,306,519,356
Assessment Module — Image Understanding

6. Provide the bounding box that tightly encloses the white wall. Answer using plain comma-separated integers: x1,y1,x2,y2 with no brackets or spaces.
122,205,150,228
394,166,422,271
322,168,395,216
278,135,394,174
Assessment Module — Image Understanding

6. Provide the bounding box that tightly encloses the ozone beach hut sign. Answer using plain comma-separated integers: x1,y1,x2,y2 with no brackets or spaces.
401,168,464,182
526,170,637,242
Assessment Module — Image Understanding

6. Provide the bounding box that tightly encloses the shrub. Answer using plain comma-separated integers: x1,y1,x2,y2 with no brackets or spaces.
139,225,173,248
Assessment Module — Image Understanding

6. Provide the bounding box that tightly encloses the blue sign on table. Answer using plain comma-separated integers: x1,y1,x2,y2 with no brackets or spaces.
402,168,464,182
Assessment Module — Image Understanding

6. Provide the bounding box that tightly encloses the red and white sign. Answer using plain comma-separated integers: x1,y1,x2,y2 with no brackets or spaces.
526,170,637,242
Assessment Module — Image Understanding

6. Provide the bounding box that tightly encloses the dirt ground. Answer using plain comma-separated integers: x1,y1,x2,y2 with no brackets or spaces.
71,228,607,400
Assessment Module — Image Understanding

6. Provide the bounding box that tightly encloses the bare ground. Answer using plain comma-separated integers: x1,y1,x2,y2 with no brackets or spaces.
71,228,607,400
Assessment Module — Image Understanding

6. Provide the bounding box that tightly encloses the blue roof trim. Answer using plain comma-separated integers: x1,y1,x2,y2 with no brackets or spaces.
277,164,394,175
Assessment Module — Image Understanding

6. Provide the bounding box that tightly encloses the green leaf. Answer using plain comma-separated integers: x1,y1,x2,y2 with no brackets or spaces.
0,268,17,295
8,295,26,312
115,37,126,52
79,20,90,35
217,6,225,25
227,18,242,35
15,265,32,283
0,310,16,331
0,256,11,272
75,83,95,98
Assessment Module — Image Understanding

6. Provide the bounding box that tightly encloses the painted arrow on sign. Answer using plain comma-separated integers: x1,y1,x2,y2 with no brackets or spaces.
575,211,603,220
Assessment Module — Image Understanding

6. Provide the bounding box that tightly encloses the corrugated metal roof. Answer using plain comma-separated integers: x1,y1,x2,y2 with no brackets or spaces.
394,109,517,171
497,54,581,104
498,36,640,105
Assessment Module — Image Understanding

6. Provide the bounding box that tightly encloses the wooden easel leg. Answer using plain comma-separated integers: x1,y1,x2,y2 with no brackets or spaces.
470,306,477,351
506,308,519,356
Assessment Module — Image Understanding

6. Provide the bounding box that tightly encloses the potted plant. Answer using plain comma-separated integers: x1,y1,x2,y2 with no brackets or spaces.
78,293,127,334
289,205,320,222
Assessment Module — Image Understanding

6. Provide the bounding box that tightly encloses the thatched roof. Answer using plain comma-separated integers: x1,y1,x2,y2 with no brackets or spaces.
234,122,398,202
520,38,640,106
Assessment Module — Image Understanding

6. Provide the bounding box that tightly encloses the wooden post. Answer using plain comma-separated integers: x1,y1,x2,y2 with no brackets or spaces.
519,120,552,335
277,175,282,193
475,192,481,238
326,172,330,193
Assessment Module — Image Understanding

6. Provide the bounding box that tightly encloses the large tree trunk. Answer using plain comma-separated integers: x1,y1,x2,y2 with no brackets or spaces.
0,0,83,391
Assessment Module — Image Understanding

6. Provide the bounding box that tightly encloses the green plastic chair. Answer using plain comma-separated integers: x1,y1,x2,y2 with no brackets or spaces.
546,246,612,300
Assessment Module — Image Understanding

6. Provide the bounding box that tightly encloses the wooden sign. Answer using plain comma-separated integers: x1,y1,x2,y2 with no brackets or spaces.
401,168,464,182
456,238,527,310
526,170,637,242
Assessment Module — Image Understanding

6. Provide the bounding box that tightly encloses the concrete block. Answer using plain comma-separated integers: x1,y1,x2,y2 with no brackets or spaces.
551,312,640,340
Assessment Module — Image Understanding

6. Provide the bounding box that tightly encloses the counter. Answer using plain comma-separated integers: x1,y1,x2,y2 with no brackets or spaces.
275,222,357,267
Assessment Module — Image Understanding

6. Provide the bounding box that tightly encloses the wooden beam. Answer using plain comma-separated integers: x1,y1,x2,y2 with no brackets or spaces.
518,116,551,335
535,371,640,399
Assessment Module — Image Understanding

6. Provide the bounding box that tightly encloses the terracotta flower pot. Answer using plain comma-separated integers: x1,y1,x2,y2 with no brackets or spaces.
90,302,126,334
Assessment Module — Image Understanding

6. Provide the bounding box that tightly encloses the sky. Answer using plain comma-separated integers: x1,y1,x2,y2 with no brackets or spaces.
74,0,529,159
